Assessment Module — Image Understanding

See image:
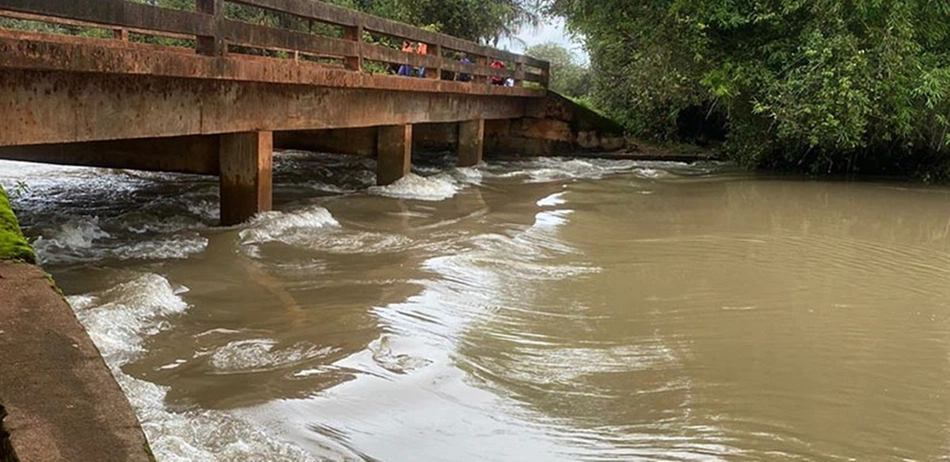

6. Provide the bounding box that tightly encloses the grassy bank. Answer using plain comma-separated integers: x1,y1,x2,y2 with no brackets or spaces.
0,186,33,263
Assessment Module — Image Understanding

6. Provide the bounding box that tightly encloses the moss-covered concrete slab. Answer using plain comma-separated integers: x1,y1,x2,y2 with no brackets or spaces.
0,260,153,461
0,186,33,263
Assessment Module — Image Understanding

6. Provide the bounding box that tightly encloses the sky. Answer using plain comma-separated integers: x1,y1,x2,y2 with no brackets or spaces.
504,17,589,64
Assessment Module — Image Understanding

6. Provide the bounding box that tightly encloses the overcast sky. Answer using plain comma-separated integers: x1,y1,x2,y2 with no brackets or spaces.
503,17,589,64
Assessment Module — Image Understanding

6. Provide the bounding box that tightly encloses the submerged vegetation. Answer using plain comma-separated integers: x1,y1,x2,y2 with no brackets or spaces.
548,0,950,178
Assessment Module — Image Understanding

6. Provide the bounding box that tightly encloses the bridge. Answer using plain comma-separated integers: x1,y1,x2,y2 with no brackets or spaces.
0,0,623,225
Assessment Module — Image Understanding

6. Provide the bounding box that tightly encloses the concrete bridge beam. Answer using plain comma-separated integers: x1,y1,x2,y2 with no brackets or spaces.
376,125,412,186
458,119,484,167
219,131,273,226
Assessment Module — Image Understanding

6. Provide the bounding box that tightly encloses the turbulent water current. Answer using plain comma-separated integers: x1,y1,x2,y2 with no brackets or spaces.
3,152,950,461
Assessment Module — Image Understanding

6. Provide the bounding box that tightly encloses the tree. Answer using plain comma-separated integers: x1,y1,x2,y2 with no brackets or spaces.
525,42,590,98
348,0,539,44
548,0,950,177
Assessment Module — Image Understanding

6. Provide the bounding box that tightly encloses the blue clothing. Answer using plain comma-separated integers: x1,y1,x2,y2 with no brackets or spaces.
458,57,472,82
398,65,412,76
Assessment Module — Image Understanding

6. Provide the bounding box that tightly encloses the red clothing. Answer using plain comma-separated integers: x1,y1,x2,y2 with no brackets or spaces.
490,60,505,85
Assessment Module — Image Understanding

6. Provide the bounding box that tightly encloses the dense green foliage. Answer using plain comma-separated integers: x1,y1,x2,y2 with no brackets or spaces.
549,0,950,177
525,42,590,98
143,0,537,44
344,0,538,43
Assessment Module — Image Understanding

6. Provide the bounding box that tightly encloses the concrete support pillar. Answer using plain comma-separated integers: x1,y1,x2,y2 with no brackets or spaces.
376,124,412,186
457,119,484,167
219,131,273,226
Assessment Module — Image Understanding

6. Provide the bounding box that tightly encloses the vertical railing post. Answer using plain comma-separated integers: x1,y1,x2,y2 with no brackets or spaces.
476,55,488,85
515,58,525,87
196,0,223,56
343,20,364,72
540,61,550,89
427,43,442,80
112,28,128,41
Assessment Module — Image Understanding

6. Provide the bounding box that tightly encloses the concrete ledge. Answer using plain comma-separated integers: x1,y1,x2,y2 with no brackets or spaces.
0,261,153,461
0,185,152,461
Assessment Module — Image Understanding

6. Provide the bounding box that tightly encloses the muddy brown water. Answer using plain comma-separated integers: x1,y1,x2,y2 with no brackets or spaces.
2,153,950,461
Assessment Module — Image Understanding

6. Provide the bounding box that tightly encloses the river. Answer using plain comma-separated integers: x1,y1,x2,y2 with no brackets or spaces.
2,152,950,461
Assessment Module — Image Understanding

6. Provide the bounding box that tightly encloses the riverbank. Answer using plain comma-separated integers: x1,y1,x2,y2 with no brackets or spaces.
0,185,153,461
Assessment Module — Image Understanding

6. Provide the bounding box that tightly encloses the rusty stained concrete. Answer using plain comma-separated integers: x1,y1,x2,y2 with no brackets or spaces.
0,68,530,147
376,124,412,186
219,131,273,225
0,261,152,462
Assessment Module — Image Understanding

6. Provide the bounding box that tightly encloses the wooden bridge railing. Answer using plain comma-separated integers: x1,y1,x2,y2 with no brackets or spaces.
0,0,550,89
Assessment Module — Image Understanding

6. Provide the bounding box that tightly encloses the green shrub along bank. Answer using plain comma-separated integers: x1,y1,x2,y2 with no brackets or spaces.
0,186,34,263
547,0,950,179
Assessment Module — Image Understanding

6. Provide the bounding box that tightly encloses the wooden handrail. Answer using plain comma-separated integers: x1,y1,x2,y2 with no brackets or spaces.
0,0,550,88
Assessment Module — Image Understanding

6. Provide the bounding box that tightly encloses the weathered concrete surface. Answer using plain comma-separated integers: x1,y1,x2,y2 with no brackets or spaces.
220,131,273,226
0,184,151,461
0,68,531,148
412,123,459,152
0,136,221,175
0,261,152,461
458,119,484,167
487,91,627,157
275,128,378,157
377,125,412,185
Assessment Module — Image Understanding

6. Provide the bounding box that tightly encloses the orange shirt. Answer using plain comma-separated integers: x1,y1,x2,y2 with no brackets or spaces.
417,43,428,55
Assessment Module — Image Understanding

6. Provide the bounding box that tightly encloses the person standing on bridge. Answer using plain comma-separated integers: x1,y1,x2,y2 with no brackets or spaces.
457,53,473,82
490,60,506,86
398,41,414,77
416,42,428,78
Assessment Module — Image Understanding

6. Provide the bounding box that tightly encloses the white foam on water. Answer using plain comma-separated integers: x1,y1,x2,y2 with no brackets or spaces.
537,192,567,207
483,158,691,184
246,177,601,462
368,173,460,201
32,217,208,264
239,206,340,244
209,338,337,374
305,232,412,254
451,166,484,185
33,217,111,258
113,234,209,261
69,274,187,364
67,273,319,461
632,167,674,179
